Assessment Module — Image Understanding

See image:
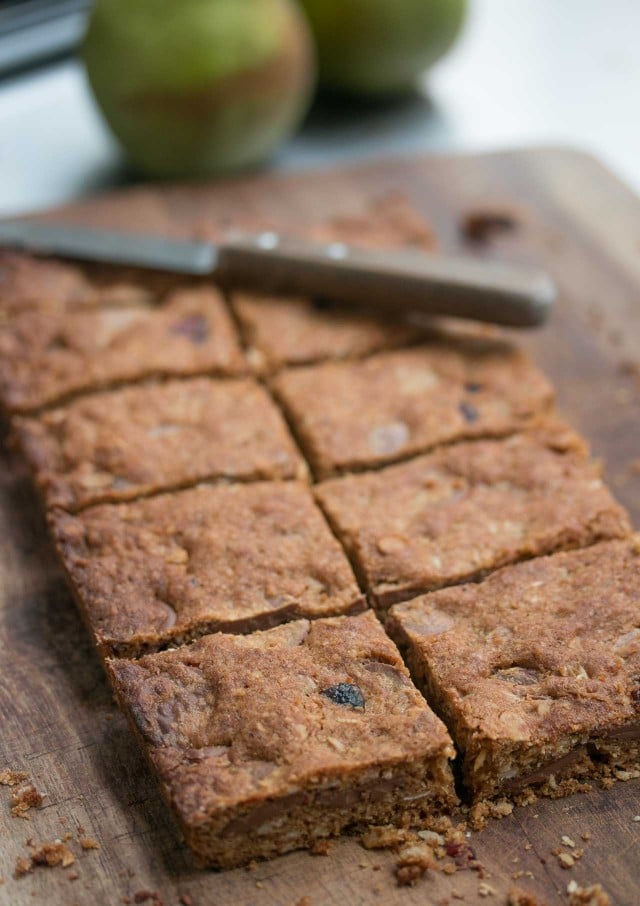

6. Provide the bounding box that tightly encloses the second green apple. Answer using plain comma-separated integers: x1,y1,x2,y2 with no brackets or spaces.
299,0,467,96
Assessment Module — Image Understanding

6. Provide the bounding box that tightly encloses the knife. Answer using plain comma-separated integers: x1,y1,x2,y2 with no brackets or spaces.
0,219,555,327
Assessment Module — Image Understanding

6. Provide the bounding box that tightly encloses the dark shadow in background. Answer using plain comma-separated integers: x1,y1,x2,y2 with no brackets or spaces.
281,85,453,169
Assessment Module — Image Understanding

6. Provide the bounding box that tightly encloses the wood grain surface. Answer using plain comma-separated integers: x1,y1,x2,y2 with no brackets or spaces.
1,148,639,906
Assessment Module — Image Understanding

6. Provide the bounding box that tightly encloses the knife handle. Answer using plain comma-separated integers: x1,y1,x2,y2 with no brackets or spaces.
216,233,555,327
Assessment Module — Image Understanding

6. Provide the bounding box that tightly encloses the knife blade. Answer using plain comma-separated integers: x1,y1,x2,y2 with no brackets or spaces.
0,219,556,327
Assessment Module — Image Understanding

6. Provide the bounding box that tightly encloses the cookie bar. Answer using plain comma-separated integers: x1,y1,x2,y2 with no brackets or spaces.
231,293,425,373
387,537,640,801
106,611,457,867
315,422,631,608
50,482,364,657
14,377,306,511
273,339,554,476
230,193,438,372
0,286,245,413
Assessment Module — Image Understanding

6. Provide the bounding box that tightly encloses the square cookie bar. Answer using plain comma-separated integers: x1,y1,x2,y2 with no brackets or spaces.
50,482,364,657
0,285,245,413
315,422,630,608
230,192,438,372
15,377,306,511
273,339,554,476
107,611,457,867
387,538,640,801
231,293,425,373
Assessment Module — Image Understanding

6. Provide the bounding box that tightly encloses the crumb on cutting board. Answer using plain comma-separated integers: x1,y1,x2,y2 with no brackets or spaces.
0,769,29,786
567,881,612,906
10,782,44,818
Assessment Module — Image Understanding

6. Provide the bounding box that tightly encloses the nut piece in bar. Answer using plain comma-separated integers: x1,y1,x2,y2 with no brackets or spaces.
315,421,631,609
273,340,554,477
0,286,245,413
387,537,640,801
50,481,365,657
15,377,306,512
106,610,457,868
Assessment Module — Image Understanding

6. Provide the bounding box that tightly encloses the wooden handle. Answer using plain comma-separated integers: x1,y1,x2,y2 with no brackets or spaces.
216,233,556,327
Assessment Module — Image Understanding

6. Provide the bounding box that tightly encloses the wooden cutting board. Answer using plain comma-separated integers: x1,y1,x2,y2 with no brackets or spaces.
1,148,639,906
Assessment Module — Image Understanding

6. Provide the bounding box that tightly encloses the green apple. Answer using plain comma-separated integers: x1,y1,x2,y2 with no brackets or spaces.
299,0,467,96
83,0,316,177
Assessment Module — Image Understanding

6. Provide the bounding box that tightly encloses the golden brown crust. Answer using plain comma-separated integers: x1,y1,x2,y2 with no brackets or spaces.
106,611,456,867
387,537,640,800
315,421,630,608
273,339,555,477
0,286,246,413
49,481,365,656
14,377,306,511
